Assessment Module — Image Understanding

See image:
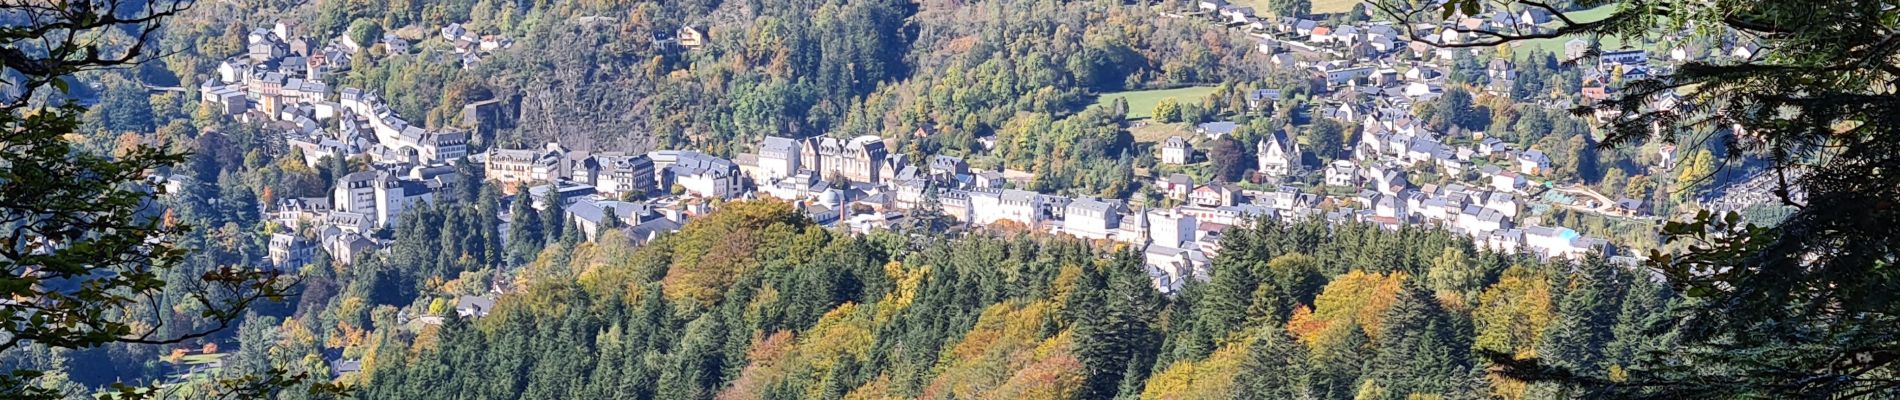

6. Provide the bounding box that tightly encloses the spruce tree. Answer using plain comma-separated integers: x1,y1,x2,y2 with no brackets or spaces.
506,194,545,265
1237,327,1311,400
1367,283,1464,398
1073,252,1162,399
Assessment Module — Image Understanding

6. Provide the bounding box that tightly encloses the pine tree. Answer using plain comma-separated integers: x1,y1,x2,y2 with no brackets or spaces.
1072,252,1162,399
1367,283,1464,398
506,195,545,265
543,197,568,244
1535,258,1623,381
1237,327,1310,400
656,313,725,400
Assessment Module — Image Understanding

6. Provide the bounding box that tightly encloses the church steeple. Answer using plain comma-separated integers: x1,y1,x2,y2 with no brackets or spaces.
1135,206,1151,245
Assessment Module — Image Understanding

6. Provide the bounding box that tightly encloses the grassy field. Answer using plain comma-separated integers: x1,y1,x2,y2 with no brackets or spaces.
1513,5,1634,61
1313,0,1361,14
1092,86,1219,120
1559,5,1618,24
1129,122,1194,144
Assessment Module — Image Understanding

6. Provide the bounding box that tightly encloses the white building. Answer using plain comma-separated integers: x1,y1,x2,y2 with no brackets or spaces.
1325,160,1358,187
757,136,802,181
1160,136,1191,165
968,189,1044,226
1517,150,1551,175
1257,128,1300,177
1063,197,1124,239
1146,209,1197,248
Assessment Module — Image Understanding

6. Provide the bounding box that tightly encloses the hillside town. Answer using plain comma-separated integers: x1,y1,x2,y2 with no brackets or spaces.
22,0,1891,392
197,2,1722,295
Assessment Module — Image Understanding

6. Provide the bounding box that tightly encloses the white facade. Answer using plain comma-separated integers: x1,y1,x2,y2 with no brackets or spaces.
1146,210,1197,248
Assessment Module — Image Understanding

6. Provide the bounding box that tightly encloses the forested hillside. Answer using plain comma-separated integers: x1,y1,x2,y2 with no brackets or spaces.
153,0,1271,158
353,201,1676,399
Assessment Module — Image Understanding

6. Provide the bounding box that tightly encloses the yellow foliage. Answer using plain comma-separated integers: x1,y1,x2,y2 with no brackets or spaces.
983,333,1085,400
661,200,811,303
842,374,902,400
1354,379,1390,400
410,323,442,355
1049,264,1084,311
1473,266,1554,357
1139,336,1250,400
921,301,1077,400
717,303,877,400
874,262,928,321
1288,270,1408,348
1472,266,1555,400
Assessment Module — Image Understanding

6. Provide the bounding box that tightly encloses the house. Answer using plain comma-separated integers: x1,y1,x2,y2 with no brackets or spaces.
336,171,438,229
1562,38,1591,61
1581,83,1612,101
1516,150,1551,175
483,145,566,184
1196,0,1227,12
1615,198,1649,216
1063,197,1124,239
329,359,362,378
1598,49,1648,73
968,189,1044,226
1319,65,1375,87
1256,127,1300,178
267,234,314,269
1372,167,1409,195
757,136,802,181
596,154,656,197
1478,137,1508,156
877,153,913,185
1483,166,1526,192
1255,38,1279,54
566,199,654,240
1144,244,1210,294
1217,5,1255,24
1372,194,1405,219
442,23,471,42
1480,192,1520,218
1518,8,1553,25
928,155,969,179
382,34,409,55
1486,59,1516,81
272,20,300,42
1456,205,1509,235
801,135,887,183
1325,160,1358,186
478,35,513,52
1189,183,1241,207
1291,19,1319,36
1160,136,1192,165
974,170,1005,188
1159,173,1195,199
1197,121,1238,139
526,181,598,210
456,295,496,318
323,233,375,265
1245,89,1281,110
662,152,740,199
626,217,684,245
1146,209,1198,248
678,26,707,48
